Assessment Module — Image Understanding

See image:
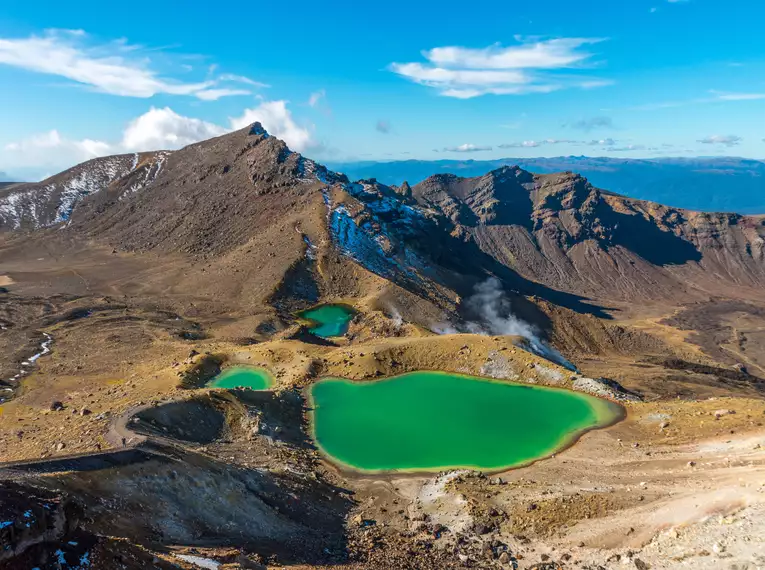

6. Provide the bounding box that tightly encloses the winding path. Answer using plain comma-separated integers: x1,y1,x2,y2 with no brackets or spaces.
0,400,183,478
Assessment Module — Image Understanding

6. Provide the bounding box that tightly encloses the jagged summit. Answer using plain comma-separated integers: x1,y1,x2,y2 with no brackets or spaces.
248,122,268,136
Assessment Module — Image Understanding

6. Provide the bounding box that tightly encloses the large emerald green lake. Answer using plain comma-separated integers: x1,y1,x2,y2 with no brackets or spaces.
309,371,622,473
207,366,274,390
299,304,356,338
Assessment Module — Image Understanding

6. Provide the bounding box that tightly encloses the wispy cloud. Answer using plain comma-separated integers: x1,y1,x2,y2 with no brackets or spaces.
566,116,613,131
587,138,617,146
390,37,611,98
711,91,765,101
499,139,579,148
218,73,268,88
630,90,765,110
441,143,493,152
376,120,392,134
308,89,325,107
0,29,265,100
605,144,646,152
422,38,605,69
195,88,252,101
628,100,689,111
697,134,742,146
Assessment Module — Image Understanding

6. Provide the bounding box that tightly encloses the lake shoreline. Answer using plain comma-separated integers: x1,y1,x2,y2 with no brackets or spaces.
306,370,625,477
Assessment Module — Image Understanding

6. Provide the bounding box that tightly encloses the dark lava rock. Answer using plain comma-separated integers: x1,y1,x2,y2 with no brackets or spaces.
0,481,81,564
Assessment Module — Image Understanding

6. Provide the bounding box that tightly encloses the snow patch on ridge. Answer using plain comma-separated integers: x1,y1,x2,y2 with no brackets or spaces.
0,152,173,229
330,206,395,277
329,203,430,287
0,154,158,229
297,156,346,187
123,151,171,198
49,156,126,223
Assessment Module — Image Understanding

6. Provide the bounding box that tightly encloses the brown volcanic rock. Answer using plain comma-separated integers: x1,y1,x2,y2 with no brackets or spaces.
4,126,764,313
70,124,338,256
0,152,167,231
413,166,765,301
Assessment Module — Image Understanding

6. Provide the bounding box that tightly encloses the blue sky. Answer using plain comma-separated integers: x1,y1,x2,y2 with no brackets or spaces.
1,0,764,179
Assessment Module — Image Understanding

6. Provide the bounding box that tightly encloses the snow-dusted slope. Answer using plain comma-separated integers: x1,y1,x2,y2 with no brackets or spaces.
0,151,170,231
309,169,451,299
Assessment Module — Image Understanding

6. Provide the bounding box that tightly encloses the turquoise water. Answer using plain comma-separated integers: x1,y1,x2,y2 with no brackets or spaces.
207,366,274,390
299,304,356,338
310,371,622,473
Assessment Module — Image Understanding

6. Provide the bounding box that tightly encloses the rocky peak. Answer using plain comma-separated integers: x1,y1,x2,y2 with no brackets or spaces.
247,122,268,136
394,181,413,200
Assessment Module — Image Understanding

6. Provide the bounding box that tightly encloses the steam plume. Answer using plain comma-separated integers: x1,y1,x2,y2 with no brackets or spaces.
436,277,577,371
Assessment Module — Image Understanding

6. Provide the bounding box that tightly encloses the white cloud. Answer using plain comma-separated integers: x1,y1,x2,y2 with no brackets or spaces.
0,29,263,100
498,139,579,149
424,38,604,70
195,88,253,101
2,130,111,170
697,135,742,146
2,100,319,176
124,102,318,153
442,143,493,152
390,37,610,98
230,100,317,152
587,138,617,146
121,107,226,151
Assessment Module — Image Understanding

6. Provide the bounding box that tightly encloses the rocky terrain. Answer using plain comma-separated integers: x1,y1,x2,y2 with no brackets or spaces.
0,151,169,231
412,168,765,301
1,124,765,569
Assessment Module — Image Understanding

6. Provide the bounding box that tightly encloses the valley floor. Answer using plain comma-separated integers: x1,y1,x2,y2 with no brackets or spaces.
2,238,765,569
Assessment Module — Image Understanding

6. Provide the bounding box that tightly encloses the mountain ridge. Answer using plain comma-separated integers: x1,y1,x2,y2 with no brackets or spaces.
1,124,763,311
328,156,765,215
411,166,765,301
0,151,170,231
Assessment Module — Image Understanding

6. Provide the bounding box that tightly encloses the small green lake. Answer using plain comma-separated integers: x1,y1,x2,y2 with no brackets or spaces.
207,366,274,390
299,304,356,338
309,371,622,473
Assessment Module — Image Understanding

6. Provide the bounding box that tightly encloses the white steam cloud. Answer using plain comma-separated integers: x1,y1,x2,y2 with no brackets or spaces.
435,278,577,371
386,304,404,329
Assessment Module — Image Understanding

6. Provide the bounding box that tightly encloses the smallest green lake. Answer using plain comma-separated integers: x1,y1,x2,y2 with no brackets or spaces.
207,366,274,390
299,304,356,338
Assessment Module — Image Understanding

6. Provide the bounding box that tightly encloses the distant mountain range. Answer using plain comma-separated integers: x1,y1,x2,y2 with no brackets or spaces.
327,157,765,215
